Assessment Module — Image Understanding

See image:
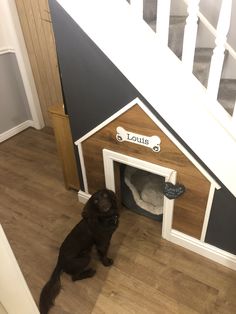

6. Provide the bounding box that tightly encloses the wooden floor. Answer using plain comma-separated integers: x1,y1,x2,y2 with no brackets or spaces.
0,128,236,314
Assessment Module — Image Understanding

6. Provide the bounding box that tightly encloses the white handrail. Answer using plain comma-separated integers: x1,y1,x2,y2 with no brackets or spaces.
207,0,232,100
155,0,171,46
182,0,200,71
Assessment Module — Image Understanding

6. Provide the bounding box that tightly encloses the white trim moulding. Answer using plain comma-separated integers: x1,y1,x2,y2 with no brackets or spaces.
0,47,15,55
0,120,34,143
170,229,236,271
77,191,236,271
102,149,176,240
75,97,221,191
78,190,91,204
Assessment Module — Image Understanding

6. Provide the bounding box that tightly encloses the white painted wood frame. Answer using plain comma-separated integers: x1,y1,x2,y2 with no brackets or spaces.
101,150,231,272
58,0,236,197
77,190,236,271
75,98,220,192
200,184,216,242
74,96,236,270
102,149,176,240
0,225,39,314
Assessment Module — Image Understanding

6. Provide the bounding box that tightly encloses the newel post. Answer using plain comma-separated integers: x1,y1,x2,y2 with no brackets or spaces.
207,0,232,100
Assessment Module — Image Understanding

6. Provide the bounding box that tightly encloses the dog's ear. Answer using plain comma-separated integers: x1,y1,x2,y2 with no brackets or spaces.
81,203,91,219
82,196,97,219
108,190,118,209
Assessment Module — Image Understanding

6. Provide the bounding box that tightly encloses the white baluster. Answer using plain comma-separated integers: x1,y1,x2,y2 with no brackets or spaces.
155,0,171,45
207,0,232,100
232,101,236,124
130,0,143,19
182,0,200,70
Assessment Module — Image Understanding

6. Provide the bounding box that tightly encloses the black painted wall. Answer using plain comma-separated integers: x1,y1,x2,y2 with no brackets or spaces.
205,187,236,254
49,0,236,255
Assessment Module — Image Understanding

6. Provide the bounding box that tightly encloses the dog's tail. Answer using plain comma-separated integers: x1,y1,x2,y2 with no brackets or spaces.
39,262,62,314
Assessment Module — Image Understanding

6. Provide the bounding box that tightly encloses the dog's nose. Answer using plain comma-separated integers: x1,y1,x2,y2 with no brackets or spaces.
99,200,111,212
102,205,111,212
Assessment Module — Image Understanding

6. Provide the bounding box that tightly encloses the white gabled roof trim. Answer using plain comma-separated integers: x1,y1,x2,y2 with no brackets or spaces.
75,97,220,189
75,97,139,144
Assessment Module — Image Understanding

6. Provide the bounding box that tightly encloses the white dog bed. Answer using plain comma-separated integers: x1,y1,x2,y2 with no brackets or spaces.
124,166,164,216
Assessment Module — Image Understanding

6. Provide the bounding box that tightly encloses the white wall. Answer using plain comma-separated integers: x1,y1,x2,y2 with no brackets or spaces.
0,53,32,134
0,0,44,141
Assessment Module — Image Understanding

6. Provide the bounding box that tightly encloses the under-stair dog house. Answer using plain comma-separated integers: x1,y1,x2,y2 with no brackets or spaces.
49,0,236,270
75,98,219,243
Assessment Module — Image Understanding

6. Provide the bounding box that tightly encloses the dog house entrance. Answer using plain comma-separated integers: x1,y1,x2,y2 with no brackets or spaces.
103,149,176,240
120,164,165,221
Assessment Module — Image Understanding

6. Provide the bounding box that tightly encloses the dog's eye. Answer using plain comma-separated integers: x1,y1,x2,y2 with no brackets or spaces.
94,198,98,204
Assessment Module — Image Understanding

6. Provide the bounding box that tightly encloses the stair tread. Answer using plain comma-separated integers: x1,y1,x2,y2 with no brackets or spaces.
145,11,235,115
192,48,213,87
218,79,236,115
169,15,186,26
147,15,186,33
194,48,213,63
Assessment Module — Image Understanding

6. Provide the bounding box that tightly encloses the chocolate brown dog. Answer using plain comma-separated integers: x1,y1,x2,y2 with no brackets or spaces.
39,189,119,314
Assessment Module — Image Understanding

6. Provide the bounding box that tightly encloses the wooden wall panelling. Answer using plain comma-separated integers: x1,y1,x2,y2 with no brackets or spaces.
49,105,80,190
15,0,63,126
81,105,211,239
37,0,62,104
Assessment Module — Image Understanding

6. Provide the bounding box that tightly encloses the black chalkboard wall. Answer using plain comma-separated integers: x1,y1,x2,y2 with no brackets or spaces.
49,0,236,255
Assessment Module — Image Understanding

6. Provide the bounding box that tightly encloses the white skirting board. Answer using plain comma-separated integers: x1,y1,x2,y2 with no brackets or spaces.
78,189,236,271
78,190,91,204
0,120,34,143
169,230,236,271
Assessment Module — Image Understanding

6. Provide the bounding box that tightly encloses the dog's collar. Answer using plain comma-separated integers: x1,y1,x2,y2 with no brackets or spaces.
98,214,119,227
108,214,119,225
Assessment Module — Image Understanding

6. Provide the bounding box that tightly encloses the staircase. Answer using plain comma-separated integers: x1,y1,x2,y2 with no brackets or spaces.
143,0,236,116
55,0,236,197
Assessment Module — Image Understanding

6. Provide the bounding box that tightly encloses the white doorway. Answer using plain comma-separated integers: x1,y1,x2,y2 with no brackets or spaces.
0,225,39,314
103,149,176,240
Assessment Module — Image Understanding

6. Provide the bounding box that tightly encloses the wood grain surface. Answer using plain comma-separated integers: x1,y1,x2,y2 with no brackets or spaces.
49,104,80,190
82,105,211,239
0,128,235,313
15,0,63,126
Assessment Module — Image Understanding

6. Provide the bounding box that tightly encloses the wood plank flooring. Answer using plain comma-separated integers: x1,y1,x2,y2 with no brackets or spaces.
0,128,236,314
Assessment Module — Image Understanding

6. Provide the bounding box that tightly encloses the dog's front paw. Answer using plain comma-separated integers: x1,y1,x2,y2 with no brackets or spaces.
101,257,113,266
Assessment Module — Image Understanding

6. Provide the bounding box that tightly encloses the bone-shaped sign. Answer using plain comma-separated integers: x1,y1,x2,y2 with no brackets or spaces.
116,127,161,152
